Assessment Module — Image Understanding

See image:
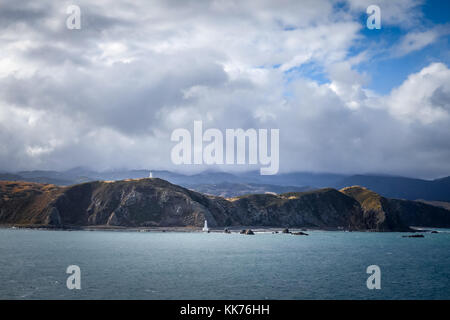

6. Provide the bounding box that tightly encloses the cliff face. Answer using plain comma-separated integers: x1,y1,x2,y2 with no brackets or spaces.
229,189,365,229
23,179,235,228
1,179,449,230
0,182,63,225
340,186,450,231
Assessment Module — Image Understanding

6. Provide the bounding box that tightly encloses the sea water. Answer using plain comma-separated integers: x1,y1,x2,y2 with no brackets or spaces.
0,228,449,299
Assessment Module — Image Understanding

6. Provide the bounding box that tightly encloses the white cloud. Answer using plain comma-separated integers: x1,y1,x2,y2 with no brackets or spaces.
346,0,424,28
394,30,439,56
386,62,450,124
327,61,369,109
392,25,450,57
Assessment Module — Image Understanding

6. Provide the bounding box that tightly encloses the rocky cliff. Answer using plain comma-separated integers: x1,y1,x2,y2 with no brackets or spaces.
341,186,450,231
1,179,449,231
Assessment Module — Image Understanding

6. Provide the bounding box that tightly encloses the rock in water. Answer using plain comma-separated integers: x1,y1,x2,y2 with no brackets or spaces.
402,234,425,238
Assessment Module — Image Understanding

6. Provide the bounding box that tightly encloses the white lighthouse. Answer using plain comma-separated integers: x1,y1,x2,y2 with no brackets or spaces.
149,171,153,178
202,219,209,232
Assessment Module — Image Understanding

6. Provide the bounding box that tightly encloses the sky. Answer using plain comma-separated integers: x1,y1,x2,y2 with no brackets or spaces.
0,0,449,178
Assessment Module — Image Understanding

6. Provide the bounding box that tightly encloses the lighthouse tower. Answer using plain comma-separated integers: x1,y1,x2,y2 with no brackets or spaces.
202,219,209,232
149,171,153,178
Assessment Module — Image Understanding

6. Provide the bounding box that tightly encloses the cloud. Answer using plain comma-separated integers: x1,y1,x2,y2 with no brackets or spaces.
279,63,450,178
386,62,450,124
391,25,450,57
326,61,369,109
346,0,424,28
0,0,449,179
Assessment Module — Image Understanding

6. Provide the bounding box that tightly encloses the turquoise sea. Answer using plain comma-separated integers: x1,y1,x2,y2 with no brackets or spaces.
0,228,449,299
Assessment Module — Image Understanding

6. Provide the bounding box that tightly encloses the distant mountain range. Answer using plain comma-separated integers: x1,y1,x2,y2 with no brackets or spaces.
1,168,450,202
1,179,449,231
334,175,450,202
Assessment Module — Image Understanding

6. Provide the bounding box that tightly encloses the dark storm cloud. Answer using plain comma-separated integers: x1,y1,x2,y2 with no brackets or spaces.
0,54,228,135
23,44,91,66
430,86,450,112
0,4,48,28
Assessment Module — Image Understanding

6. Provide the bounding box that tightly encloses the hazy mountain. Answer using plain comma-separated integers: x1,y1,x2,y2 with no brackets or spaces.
335,175,450,201
2,169,450,202
0,169,337,187
0,173,23,181
415,200,450,211
1,171,74,185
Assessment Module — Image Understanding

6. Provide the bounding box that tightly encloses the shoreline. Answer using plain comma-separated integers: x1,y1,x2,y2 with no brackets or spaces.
0,224,442,233
0,224,317,233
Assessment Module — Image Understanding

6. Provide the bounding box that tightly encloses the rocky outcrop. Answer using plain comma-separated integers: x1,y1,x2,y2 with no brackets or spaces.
48,179,233,228
341,186,450,231
0,179,449,231
0,182,62,226
292,231,309,236
228,189,366,230
45,207,62,226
